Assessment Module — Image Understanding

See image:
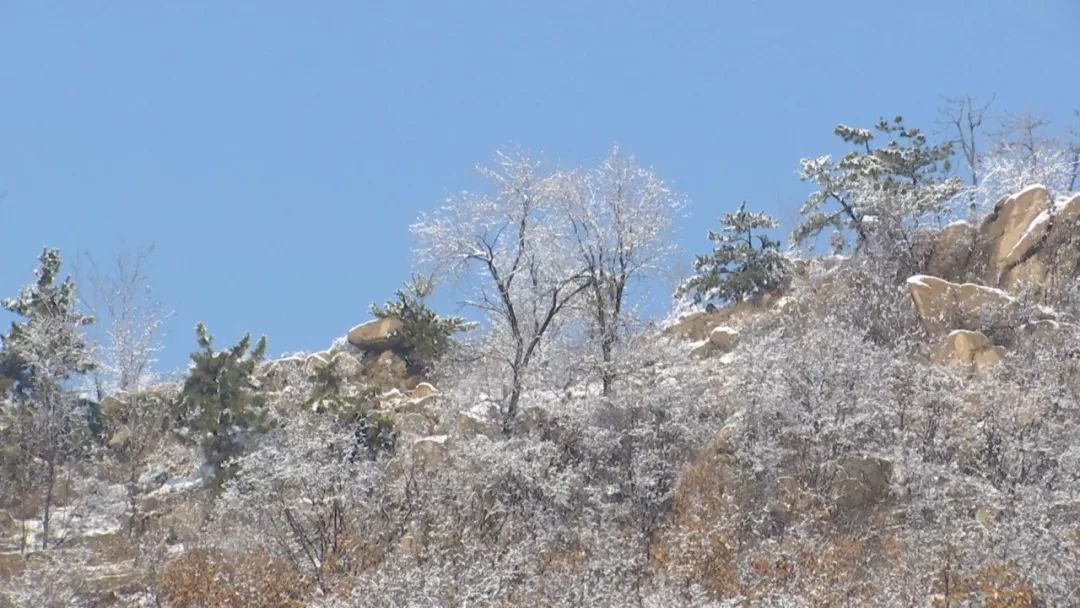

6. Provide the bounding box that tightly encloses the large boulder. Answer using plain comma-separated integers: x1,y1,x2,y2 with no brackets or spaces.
977,185,1052,286
1021,192,1080,293
709,326,740,351
690,326,741,358
360,350,410,388
906,275,1014,336
302,351,331,376
411,435,450,469
411,382,440,399
395,412,437,436
347,317,405,352
257,355,305,391
669,310,729,342
1057,192,1080,224
932,330,1004,377
832,455,893,510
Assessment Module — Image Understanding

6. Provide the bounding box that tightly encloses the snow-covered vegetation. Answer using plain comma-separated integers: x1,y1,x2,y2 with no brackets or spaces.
2,106,1080,607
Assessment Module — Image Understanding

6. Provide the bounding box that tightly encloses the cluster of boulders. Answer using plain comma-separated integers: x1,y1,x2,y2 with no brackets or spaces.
668,186,1080,377
923,186,1080,291
254,314,513,472
907,185,1080,376
258,315,418,394
665,293,780,358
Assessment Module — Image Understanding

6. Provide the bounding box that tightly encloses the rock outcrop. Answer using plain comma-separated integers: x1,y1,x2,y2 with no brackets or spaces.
832,455,893,510
905,275,1014,336
977,185,1053,287
304,350,365,380
411,435,450,469
964,186,1080,292
690,326,741,358
667,293,778,343
931,330,1004,377
347,317,405,352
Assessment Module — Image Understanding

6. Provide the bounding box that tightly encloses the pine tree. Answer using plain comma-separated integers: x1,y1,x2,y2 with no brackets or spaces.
304,355,395,461
175,323,268,486
679,202,790,305
0,249,95,548
370,275,470,373
794,116,962,249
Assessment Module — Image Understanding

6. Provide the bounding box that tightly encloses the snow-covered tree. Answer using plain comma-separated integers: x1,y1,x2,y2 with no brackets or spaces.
413,152,591,431
679,202,790,305
76,247,173,538
0,249,95,549
77,246,169,397
414,149,682,416
794,116,963,252
554,147,682,395
973,111,1080,206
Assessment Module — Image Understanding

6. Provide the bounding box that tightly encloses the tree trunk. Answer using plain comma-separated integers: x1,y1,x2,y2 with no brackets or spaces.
503,372,523,436
600,336,615,396
42,457,55,550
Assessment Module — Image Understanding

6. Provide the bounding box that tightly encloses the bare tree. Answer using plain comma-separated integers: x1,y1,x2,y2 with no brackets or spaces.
77,246,169,398
413,152,590,432
974,109,1080,203
555,148,681,395
76,246,171,537
995,111,1052,173
940,95,993,186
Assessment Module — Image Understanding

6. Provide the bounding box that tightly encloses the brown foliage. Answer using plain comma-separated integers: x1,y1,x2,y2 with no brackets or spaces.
158,548,311,608
932,562,1038,608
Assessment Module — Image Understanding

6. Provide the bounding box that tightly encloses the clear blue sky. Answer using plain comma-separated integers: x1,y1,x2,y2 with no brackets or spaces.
1,2,1077,373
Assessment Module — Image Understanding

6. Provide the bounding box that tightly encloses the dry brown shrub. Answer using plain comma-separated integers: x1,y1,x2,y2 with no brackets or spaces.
654,438,743,599
158,547,310,608
931,562,1038,608
735,535,882,607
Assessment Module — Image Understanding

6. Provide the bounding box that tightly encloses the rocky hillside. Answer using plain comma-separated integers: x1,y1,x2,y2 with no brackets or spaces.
2,184,1080,607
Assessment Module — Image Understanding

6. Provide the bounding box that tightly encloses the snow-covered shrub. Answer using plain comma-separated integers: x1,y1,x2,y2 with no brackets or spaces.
214,413,389,592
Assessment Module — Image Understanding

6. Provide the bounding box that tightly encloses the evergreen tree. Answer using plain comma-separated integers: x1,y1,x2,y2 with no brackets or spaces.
370,275,470,373
794,116,962,249
679,202,790,305
304,355,395,461
0,249,95,548
175,323,268,486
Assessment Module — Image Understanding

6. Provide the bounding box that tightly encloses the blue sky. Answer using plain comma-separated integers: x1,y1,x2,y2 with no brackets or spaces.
1,2,1077,373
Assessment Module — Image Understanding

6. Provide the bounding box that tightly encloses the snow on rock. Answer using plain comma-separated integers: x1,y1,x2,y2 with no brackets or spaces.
690,326,741,358
979,184,1051,284
412,434,451,469
412,382,440,399
906,274,1015,336
145,473,202,499
455,403,502,440
1056,191,1080,218
709,326,740,351
1003,209,1050,265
